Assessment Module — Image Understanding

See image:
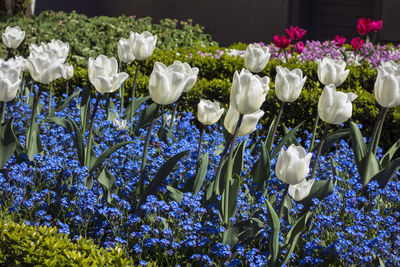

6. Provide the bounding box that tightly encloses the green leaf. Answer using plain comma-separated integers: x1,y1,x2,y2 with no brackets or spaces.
133,103,160,134
265,117,276,153
312,128,350,154
54,91,80,113
137,150,189,209
98,167,119,206
271,121,304,158
300,179,333,212
380,139,400,169
250,140,270,189
349,120,367,168
89,141,133,173
371,157,400,189
360,152,381,187
265,198,280,263
220,174,240,223
283,125,301,147
80,85,91,133
0,118,17,169
222,217,264,247
166,185,184,203
26,119,43,161
105,97,118,122
123,95,150,121
232,139,247,178
282,212,310,265
192,153,208,195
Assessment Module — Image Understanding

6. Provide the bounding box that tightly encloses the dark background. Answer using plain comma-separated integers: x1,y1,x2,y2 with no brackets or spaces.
35,0,399,46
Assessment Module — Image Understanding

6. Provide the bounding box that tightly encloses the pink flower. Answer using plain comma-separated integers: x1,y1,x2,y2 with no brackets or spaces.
296,41,305,53
285,26,307,40
351,37,365,50
371,20,383,32
274,35,291,49
333,35,346,47
357,18,373,35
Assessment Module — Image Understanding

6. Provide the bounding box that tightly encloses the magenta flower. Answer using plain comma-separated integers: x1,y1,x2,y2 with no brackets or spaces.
334,35,346,47
285,26,307,40
351,37,365,50
274,35,291,49
357,18,373,35
371,20,383,32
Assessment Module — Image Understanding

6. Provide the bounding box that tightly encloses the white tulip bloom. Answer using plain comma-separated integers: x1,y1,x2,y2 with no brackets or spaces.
288,178,315,201
197,99,224,126
275,66,307,102
2,26,25,49
317,57,349,87
244,44,271,73
0,67,21,102
224,105,264,137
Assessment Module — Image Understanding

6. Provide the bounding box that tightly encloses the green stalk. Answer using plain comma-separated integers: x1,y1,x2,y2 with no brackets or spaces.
212,133,233,196
48,82,53,115
194,125,206,179
129,63,141,122
139,104,160,195
27,85,44,149
310,123,330,180
119,63,126,114
66,80,69,96
84,93,103,167
169,99,180,132
223,114,243,224
270,101,286,150
0,101,5,124
309,113,319,152
277,184,289,220
369,107,388,155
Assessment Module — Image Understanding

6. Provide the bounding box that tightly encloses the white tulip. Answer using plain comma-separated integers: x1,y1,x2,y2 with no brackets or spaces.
374,62,400,108
275,66,307,102
244,44,271,73
88,55,128,94
2,26,25,49
113,118,128,131
30,39,69,63
197,99,224,126
169,60,199,93
62,63,74,80
0,56,26,74
224,105,264,137
318,84,357,124
129,31,157,61
26,50,64,84
0,67,21,102
317,57,349,87
288,178,315,201
118,38,135,64
275,144,312,185
230,68,270,115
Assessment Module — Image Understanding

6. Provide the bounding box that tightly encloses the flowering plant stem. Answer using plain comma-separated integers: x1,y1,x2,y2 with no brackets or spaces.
48,82,53,115
277,184,289,220
129,63,141,122
169,99,180,132
309,113,319,152
194,125,205,179
84,93,103,167
0,102,5,124
270,101,286,149
119,63,126,114
222,114,243,224
27,84,44,149
310,123,330,180
369,107,388,155
139,103,160,196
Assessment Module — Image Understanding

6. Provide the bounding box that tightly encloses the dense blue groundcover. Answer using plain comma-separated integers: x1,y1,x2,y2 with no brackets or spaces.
0,91,399,266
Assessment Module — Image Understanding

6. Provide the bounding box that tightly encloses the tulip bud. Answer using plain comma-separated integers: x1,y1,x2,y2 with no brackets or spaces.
317,57,349,87
374,62,400,108
275,66,306,102
62,63,74,80
88,55,128,94
230,69,270,115
0,67,21,102
275,144,312,185
244,44,271,73
318,84,357,124
295,41,304,53
118,38,135,64
130,31,157,61
224,105,264,137
2,26,25,49
197,99,224,126
113,118,128,131
149,61,194,105
288,178,315,201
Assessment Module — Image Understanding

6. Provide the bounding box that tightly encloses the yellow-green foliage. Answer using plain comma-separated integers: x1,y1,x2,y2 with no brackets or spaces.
0,220,135,266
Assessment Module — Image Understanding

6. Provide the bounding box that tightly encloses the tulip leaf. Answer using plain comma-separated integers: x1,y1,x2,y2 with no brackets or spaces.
157,126,174,144
223,217,264,247
98,167,119,206
232,139,247,178
282,211,311,265
54,91,80,113
271,121,305,159
250,140,270,190
300,179,333,212
166,185,184,203
312,128,350,154
265,198,280,263
220,174,241,224
133,102,160,134
380,139,400,169
360,152,381,187
371,157,400,189
80,85,91,133
265,117,276,153
88,141,133,173
192,153,209,196
283,125,301,147
137,150,189,210
123,95,150,121
46,116,85,166
26,119,43,161
105,97,118,122
349,120,367,168
0,118,17,169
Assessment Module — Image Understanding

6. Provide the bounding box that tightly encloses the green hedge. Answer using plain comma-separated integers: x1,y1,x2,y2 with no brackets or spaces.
0,219,138,266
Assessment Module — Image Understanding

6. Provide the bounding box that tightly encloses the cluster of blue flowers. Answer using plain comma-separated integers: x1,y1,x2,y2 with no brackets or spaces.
0,92,399,265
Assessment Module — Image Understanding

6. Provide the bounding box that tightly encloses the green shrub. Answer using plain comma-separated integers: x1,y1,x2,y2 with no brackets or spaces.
0,219,137,266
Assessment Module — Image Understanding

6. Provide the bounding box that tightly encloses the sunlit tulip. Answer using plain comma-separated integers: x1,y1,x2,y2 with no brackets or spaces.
275,144,312,185
148,61,194,105
374,63,400,108
118,38,135,64
88,55,128,94
275,66,306,102
2,26,25,49
288,178,315,201
170,61,199,93
0,56,26,74
0,67,21,102
224,105,264,137
30,39,69,63
26,50,64,84
197,99,224,126
244,44,271,73
230,69,270,115
318,84,357,124
62,63,74,80
130,31,157,61
317,57,349,87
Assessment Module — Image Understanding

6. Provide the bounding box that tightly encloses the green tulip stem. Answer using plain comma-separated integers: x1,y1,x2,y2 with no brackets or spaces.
84,93,103,167
48,82,53,115
129,63,141,122
119,63,126,114
309,113,320,152
310,123,330,180
223,114,244,224
212,133,233,196
66,80,69,96
27,85,44,149
283,49,289,62
5,48,12,60
196,125,205,164
139,103,160,196
169,99,180,132
277,184,289,220
369,107,389,155
270,101,286,150
0,101,5,124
